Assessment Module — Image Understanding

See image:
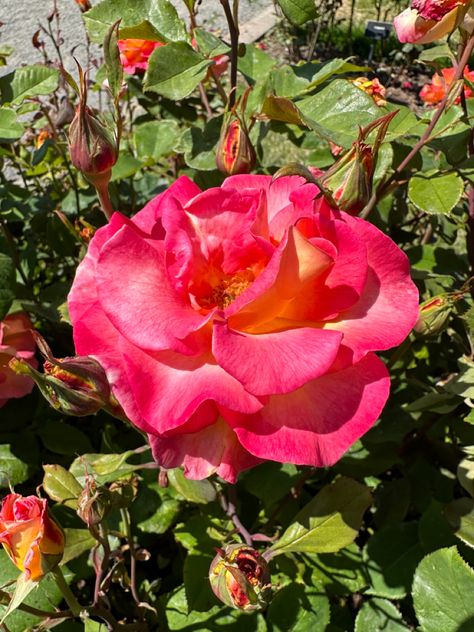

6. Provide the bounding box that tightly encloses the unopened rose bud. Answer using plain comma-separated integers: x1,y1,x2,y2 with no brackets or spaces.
77,478,112,527
0,494,64,580
216,118,256,176
9,332,112,417
414,295,454,336
68,104,117,188
74,0,91,12
209,544,271,611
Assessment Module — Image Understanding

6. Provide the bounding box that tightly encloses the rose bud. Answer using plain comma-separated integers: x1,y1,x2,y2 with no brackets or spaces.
209,544,271,611
216,118,256,176
414,295,455,336
0,494,64,581
77,478,112,528
75,0,91,12
320,110,396,215
9,332,112,417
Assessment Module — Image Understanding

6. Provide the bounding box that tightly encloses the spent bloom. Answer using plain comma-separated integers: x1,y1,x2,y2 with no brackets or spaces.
68,172,418,482
394,0,472,43
0,494,64,580
420,66,474,105
209,544,271,610
0,312,37,408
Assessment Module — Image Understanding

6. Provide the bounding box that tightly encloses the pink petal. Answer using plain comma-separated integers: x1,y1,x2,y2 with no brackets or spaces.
120,338,263,434
148,418,262,482
325,216,419,362
213,320,342,396
96,225,210,354
229,353,389,466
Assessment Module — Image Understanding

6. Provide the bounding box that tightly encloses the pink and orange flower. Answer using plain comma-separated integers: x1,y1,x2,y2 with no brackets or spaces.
0,312,37,408
68,175,418,481
420,66,474,104
394,0,472,44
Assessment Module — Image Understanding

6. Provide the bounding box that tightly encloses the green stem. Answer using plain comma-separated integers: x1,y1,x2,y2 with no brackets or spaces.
95,180,114,222
52,567,82,618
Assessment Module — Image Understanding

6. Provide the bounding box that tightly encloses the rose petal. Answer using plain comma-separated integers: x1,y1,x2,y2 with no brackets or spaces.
229,353,389,466
213,320,342,396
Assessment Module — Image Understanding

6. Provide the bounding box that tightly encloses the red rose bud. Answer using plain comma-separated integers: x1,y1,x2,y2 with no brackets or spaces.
209,544,271,611
216,118,256,176
0,494,64,580
9,332,112,417
68,66,117,189
320,110,397,215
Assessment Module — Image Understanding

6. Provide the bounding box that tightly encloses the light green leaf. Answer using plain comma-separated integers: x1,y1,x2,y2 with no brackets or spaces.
0,444,29,488
269,476,372,556
134,120,181,161
0,66,59,105
412,547,474,632
167,468,216,504
0,574,38,626
69,451,137,485
408,170,463,215
355,598,410,632
84,0,187,43
144,42,212,100
103,19,123,100
238,44,276,82
419,43,455,63
43,464,83,509
0,253,15,319
0,108,23,143
276,0,317,25
111,153,142,181
458,455,474,497
193,28,229,57
266,584,330,632
62,528,97,565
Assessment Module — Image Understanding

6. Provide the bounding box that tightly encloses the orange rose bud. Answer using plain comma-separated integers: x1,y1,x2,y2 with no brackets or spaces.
0,494,64,581
209,544,271,611
216,118,256,176
75,0,91,12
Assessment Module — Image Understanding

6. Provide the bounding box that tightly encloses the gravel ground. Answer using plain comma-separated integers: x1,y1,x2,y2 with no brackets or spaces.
0,0,273,75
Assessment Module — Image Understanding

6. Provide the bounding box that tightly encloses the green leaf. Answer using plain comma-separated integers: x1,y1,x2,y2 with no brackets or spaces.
419,43,455,63
364,522,424,599
355,598,410,632
69,451,138,485
412,547,474,632
458,455,474,497
238,44,276,82
0,66,59,105
0,108,23,143
84,621,108,631
183,554,215,612
408,170,463,215
304,58,371,91
167,468,216,504
84,0,187,43
137,496,181,535
103,19,123,101
0,253,15,319
0,574,38,626
269,476,372,556
309,543,369,595
110,152,142,181
444,498,474,549
193,28,229,58
276,0,317,25
180,115,222,170
144,42,212,100
62,528,97,565
266,584,330,631
43,464,83,509
39,420,93,456
134,120,181,161
0,444,29,488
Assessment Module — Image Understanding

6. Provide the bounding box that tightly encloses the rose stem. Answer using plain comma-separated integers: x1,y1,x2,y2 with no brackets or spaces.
52,566,82,617
220,0,239,109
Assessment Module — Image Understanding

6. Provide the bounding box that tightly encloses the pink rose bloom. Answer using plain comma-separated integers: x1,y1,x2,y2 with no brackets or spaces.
68,175,418,482
0,312,37,408
394,0,471,44
117,39,164,74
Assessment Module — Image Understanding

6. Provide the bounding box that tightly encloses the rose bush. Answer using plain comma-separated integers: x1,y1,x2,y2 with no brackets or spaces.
0,312,37,408
68,175,418,481
0,494,64,581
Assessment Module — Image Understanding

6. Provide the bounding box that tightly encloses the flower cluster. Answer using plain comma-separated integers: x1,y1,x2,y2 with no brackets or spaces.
68,174,418,481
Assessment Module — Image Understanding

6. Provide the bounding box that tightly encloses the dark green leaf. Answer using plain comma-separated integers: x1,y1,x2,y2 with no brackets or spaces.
0,253,15,319
408,170,463,215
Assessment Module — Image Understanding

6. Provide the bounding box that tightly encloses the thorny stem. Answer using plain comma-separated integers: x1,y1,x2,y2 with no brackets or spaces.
52,566,82,617
361,32,474,219
220,0,239,109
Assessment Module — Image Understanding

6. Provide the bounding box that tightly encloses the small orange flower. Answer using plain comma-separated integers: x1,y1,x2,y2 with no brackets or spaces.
351,77,387,106
420,66,474,105
0,494,64,580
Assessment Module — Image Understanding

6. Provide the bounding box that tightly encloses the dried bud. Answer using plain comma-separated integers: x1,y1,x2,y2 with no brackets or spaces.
209,544,271,611
9,332,112,417
216,118,256,176
414,295,454,336
68,66,117,188
320,111,397,215
77,478,112,527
